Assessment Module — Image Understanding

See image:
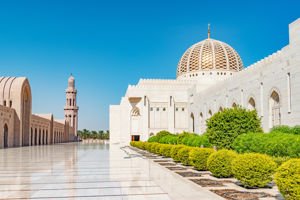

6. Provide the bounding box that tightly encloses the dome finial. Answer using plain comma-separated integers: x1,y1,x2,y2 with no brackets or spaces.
208,24,210,39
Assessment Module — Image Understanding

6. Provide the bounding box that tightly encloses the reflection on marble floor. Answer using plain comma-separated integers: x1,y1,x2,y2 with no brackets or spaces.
0,142,170,199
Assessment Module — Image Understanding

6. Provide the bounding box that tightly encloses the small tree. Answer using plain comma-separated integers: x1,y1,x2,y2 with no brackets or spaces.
205,107,262,149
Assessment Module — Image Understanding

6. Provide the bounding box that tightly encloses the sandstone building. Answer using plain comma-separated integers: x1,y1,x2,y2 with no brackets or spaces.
110,18,300,144
0,75,78,148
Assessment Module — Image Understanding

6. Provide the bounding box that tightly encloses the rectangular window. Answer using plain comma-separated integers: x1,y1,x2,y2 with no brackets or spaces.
176,108,178,111
150,107,153,111
182,108,185,111
163,108,166,111
156,108,159,111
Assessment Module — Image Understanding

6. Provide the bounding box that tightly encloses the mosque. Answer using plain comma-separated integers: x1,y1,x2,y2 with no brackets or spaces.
0,75,78,148
110,18,300,144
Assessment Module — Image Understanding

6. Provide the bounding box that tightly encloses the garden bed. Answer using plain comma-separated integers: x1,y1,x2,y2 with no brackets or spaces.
175,171,202,177
210,189,272,200
189,178,224,187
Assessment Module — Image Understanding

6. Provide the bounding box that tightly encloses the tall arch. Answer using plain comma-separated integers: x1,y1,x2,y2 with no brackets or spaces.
34,128,37,145
248,97,256,111
22,86,31,146
190,113,195,133
30,128,33,146
4,124,8,148
232,102,237,108
39,129,41,145
131,106,141,138
270,90,281,127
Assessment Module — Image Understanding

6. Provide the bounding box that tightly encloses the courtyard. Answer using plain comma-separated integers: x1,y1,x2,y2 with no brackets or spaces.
0,142,224,199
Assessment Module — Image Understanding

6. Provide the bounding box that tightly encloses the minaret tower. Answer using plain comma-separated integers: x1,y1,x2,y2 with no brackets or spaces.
64,74,79,136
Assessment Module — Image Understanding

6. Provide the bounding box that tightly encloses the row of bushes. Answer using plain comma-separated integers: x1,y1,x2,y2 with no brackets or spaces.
130,141,300,199
271,125,300,135
233,132,300,158
148,131,211,148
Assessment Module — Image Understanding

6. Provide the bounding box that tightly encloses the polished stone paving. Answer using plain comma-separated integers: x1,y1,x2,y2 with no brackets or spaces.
0,142,223,199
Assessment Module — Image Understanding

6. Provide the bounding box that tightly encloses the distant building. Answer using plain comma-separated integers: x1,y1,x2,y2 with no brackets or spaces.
0,75,78,148
110,18,300,144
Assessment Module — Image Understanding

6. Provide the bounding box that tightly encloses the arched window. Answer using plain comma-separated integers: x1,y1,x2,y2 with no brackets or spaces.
131,107,140,116
232,103,237,108
4,124,8,148
69,99,72,106
149,133,154,137
208,110,212,118
248,98,256,111
219,107,223,112
190,113,195,133
270,91,281,127
199,112,204,134
73,99,75,106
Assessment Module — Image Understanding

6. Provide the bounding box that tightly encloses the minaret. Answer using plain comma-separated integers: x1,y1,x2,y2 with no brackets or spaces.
64,74,79,136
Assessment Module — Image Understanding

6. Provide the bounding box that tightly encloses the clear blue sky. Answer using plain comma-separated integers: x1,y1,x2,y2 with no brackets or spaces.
0,0,299,131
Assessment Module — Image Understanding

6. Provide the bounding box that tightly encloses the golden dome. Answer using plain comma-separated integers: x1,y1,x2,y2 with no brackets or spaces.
177,38,243,78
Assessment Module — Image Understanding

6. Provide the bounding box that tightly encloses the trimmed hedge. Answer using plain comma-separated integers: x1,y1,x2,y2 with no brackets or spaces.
156,131,172,141
205,107,263,149
150,143,159,153
177,147,193,166
189,148,216,170
145,142,153,151
159,135,178,144
170,145,185,162
155,144,163,155
148,136,157,142
160,144,173,157
275,159,300,199
207,149,238,178
177,132,194,144
233,132,300,158
232,153,276,188
271,125,300,135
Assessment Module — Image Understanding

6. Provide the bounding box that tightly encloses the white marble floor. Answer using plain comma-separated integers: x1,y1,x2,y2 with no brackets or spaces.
0,142,222,200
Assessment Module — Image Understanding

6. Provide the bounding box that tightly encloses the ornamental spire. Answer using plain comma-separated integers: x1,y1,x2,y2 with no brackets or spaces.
208,24,210,39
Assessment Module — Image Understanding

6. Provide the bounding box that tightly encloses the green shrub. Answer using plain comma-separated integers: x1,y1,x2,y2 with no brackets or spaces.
135,141,145,149
275,159,300,200
145,142,153,152
189,148,215,170
272,156,291,167
205,107,263,149
291,125,300,135
233,132,300,158
159,135,178,144
130,141,135,146
150,143,159,153
170,145,185,162
148,136,157,143
191,135,212,147
156,131,172,141
207,149,238,178
271,125,291,134
160,144,173,157
177,147,193,166
232,153,276,188
177,132,193,144
155,144,163,154
168,135,178,144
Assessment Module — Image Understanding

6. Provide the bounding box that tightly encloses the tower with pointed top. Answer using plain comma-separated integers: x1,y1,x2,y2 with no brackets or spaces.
64,74,79,137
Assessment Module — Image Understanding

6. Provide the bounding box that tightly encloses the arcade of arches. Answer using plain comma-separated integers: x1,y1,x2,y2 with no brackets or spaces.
0,75,79,149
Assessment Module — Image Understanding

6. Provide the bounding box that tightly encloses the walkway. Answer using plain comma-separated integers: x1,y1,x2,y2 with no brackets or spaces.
0,142,222,199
